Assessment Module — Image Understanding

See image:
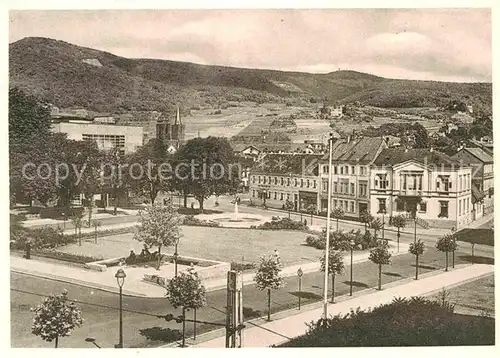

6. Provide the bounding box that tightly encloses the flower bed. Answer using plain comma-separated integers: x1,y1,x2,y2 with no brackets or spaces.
252,217,307,231
182,215,221,227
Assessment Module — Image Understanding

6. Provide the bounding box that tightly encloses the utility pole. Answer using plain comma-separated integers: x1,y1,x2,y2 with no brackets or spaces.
323,133,334,319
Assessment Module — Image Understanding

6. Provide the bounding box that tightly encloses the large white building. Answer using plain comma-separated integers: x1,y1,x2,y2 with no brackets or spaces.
51,121,143,154
370,148,472,229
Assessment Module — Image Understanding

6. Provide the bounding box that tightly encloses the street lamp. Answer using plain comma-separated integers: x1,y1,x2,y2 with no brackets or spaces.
115,268,126,348
380,208,387,240
349,239,355,296
297,268,303,310
451,226,456,269
85,337,101,348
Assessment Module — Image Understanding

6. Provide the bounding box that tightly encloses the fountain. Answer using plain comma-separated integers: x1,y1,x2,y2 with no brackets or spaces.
195,198,269,228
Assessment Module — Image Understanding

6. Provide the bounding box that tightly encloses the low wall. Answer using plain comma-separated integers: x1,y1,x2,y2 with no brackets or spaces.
84,257,123,272
161,254,231,281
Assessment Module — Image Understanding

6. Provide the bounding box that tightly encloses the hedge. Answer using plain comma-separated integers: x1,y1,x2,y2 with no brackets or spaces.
253,218,307,231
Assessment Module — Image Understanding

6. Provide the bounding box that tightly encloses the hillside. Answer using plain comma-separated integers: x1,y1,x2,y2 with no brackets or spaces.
9,37,492,114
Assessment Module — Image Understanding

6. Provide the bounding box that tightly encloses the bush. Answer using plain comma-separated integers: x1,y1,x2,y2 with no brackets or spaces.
182,215,221,227
32,249,103,264
230,261,256,271
10,226,76,250
305,229,374,251
306,235,326,249
279,296,495,347
40,206,84,219
256,218,307,231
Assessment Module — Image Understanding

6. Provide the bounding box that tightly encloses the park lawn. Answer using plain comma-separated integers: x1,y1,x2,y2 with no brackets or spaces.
428,274,495,316
57,226,317,266
455,228,494,246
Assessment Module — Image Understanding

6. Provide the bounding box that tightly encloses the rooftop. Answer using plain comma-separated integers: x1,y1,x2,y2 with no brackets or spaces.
374,148,463,168
251,153,321,176
460,147,494,163
321,137,385,164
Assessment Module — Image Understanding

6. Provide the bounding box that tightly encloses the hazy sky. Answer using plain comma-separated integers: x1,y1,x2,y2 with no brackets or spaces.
9,8,492,82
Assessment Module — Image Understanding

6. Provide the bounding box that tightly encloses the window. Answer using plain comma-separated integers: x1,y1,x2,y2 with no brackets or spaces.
334,166,338,174
294,179,298,187
287,178,291,186
350,183,355,195
438,176,450,192
252,190,255,198
268,176,271,184
287,193,290,201
359,183,368,197
306,179,310,188
419,202,427,213
322,180,328,192
323,165,328,174
439,201,449,218
376,174,388,189
350,201,355,213
467,198,470,212
258,176,262,184
459,199,462,216
280,193,284,200
351,166,356,175
313,180,317,189
344,200,349,211
334,182,338,193
301,179,304,188
333,199,337,208
280,177,284,186
378,198,387,213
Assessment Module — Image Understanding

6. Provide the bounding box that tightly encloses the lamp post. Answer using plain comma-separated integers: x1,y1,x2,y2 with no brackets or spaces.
323,133,334,319
381,209,386,240
297,268,303,310
62,212,66,229
349,239,355,296
115,269,126,348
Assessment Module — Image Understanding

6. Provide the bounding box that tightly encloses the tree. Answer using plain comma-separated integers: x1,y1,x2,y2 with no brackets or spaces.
360,210,373,233
331,207,345,232
70,212,84,246
320,249,345,303
128,139,171,204
9,87,52,152
370,218,383,239
165,265,207,347
369,242,392,290
101,147,130,215
284,199,294,219
306,203,317,225
409,239,426,280
174,137,240,213
436,234,458,272
77,141,103,227
30,289,83,348
134,201,182,270
392,215,407,252
254,252,284,321
91,219,102,244
412,123,430,148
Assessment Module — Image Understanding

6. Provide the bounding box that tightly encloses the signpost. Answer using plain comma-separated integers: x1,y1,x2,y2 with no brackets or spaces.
297,268,303,310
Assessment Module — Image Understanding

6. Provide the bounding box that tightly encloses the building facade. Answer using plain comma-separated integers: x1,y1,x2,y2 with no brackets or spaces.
452,147,494,218
318,137,387,218
370,148,472,229
51,122,143,154
249,154,321,211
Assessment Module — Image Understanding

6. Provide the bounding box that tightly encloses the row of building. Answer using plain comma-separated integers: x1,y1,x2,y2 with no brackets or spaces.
248,136,494,230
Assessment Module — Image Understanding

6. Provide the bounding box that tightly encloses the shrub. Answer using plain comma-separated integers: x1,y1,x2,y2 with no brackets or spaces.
306,235,326,249
230,261,256,271
40,206,84,220
182,215,221,227
256,218,307,231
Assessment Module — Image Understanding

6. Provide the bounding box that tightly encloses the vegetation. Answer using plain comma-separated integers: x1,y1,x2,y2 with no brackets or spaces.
369,242,392,290
134,201,182,270
330,208,345,231
182,215,221,227
254,252,284,321
408,239,426,280
320,249,345,303
278,296,494,347
9,38,492,114
436,234,459,272
31,290,83,348
255,217,307,231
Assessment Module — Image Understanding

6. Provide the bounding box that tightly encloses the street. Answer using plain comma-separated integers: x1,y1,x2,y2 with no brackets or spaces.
11,243,491,348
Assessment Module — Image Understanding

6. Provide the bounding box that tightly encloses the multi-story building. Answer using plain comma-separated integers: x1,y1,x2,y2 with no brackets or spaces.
370,148,472,229
452,147,494,218
318,137,387,218
249,154,321,211
51,121,143,155
115,110,165,145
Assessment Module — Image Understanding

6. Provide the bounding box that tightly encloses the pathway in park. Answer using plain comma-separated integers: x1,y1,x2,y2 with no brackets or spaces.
192,264,494,348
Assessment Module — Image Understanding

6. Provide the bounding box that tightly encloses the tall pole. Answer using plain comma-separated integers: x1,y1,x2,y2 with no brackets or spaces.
174,242,179,277
119,286,123,348
414,216,417,243
350,245,353,296
382,212,385,239
323,133,334,319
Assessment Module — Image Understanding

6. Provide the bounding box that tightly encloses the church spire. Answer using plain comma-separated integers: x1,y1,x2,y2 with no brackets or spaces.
175,105,181,125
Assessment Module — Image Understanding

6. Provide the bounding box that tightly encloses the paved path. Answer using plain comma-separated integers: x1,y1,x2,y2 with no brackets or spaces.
193,264,494,348
10,242,409,297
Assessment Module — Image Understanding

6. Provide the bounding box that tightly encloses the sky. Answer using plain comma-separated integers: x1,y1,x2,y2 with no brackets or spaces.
8,8,492,82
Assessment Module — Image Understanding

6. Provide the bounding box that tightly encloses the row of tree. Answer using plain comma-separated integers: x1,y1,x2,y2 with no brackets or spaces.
9,87,241,213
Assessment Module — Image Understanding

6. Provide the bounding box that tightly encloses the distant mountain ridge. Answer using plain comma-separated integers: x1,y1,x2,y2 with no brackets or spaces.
9,37,492,114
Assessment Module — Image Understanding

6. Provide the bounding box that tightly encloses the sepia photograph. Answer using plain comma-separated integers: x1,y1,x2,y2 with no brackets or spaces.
7,6,494,349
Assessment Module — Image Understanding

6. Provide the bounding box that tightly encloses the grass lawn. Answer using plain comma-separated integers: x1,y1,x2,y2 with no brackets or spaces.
428,274,495,316
455,228,494,246
57,226,317,266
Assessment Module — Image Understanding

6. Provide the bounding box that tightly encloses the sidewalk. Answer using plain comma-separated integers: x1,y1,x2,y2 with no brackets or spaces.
193,264,494,348
21,211,132,228
9,242,409,298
